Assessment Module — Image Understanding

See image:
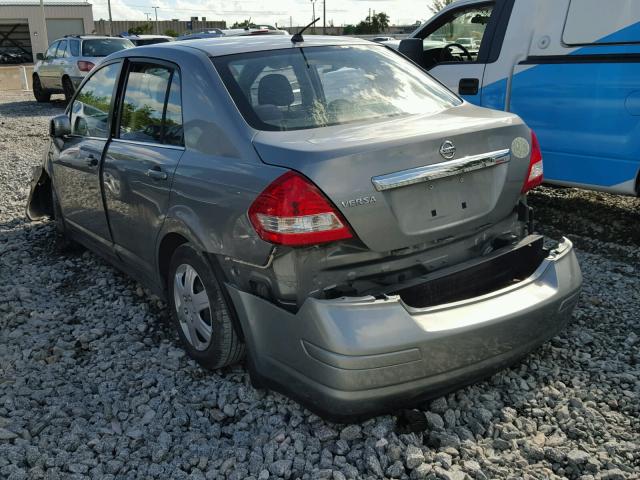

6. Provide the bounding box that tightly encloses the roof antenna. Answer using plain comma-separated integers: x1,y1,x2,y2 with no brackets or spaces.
291,17,320,43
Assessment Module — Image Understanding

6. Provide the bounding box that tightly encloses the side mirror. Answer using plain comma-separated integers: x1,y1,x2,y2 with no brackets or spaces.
36,52,44,61
398,38,426,69
49,115,71,138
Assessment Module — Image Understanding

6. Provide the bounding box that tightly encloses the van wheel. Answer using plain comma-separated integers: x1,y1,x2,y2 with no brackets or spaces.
168,244,245,369
62,77,75,103
33,76,51,103
51,185,76,251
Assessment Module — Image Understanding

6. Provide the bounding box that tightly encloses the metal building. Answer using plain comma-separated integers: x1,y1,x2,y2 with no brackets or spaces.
0,2,93,64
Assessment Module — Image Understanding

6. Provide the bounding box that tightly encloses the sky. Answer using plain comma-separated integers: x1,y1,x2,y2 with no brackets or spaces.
85,0,434,28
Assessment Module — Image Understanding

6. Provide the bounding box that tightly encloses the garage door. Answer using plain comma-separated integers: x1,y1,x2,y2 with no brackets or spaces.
0,22,32,64
46,19,84,44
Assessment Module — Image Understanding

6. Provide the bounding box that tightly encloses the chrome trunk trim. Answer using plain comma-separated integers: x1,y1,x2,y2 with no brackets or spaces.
371,149,511,192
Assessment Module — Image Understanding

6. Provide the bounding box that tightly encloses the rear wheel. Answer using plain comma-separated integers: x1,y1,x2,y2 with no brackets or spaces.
62,77,75,103
33,75,51,103
168,244,245,369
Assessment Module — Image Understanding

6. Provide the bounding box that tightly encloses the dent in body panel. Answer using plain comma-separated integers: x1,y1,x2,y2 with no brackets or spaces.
163,150,284,266
220,212,526,309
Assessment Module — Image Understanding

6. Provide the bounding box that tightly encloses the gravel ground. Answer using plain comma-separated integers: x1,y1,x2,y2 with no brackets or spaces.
1,91,638,480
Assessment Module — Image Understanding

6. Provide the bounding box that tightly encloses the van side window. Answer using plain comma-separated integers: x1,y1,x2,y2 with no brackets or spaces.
119,62,183,146
563,0,640,45
422,3,494,65
70,63,120,138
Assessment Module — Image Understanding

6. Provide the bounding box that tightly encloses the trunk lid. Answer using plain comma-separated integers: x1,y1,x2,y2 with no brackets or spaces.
252,104,531,252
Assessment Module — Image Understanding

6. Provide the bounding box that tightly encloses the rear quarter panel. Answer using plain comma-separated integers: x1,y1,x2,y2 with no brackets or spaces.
146,46,281,265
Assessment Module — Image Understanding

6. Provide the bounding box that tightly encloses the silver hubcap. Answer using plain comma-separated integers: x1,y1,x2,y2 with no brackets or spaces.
173,264,212,351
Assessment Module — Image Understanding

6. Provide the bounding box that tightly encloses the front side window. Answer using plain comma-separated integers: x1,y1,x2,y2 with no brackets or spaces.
423,3,494,62
70,63,120,138
55,40,67,58
119,63,183,145
82,38,134,57
214,45,461,131
45,41,59,60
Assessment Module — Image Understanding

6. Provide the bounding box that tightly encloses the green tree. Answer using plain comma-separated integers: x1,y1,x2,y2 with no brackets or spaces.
128,23,153,35
232,19,253,28
428,0,456,14
375,12,390,31
342,24,356,35
352,12,391,34
164,29,179,37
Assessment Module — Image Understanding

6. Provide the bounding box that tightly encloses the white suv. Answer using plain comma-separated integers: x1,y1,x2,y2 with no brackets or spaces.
33,35,134,103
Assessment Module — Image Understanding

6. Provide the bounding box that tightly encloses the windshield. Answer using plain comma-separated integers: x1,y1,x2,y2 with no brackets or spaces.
82,38,134,57
213,45,461,131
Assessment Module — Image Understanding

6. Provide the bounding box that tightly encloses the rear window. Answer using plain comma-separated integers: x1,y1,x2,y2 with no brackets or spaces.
213,45,461,131
563,0,640,45
82,38,134,57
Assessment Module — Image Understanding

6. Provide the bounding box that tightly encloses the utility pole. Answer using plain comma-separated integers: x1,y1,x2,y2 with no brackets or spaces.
310,0,316,34
152,6,159,34
39,0,48,52
145,13,151,22
323,0,326,35
107,0,113,36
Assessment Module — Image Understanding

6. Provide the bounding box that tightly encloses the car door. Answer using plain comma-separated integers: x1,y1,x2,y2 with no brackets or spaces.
102,59,185,280
51,40,68,89
38,41,59,88
415,1,505,104
51,61,122,250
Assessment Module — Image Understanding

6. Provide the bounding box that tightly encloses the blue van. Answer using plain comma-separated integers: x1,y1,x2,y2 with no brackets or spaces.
388,0,640,195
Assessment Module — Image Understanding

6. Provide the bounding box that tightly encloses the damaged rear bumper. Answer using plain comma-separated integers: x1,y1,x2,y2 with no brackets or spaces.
227,237,582,420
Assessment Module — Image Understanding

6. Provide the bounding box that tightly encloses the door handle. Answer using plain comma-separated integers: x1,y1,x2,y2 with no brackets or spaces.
86,155,98,167
146,167,168,180
459,78,480,95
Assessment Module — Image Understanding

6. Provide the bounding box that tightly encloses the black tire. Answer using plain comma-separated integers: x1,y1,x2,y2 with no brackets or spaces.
62,77,75,104
51,185,76,251
168,244,245,369
33,75,51,103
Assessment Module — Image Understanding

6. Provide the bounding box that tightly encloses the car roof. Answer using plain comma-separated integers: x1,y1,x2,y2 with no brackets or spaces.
56,35,122,41
148,34,374,57
128,34,172,39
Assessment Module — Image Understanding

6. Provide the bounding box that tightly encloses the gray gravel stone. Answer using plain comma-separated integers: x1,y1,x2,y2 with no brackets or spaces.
0,91,638,480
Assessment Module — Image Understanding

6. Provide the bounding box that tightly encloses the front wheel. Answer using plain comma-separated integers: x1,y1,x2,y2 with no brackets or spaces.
62,77,75,103
33,75,51,103
51,185,77,251
168,244,245,369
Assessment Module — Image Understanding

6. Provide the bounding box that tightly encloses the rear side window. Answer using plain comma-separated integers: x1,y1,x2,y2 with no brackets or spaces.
68,39,80,57
118,63,183,146
82,38,134,57
563,0,640,45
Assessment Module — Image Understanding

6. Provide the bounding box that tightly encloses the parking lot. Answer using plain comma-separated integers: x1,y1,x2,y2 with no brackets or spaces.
0,90,638,479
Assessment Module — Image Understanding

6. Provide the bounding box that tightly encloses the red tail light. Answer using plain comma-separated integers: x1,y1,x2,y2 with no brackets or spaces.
248,171,353,246
521,130,544,193
77,60,95,72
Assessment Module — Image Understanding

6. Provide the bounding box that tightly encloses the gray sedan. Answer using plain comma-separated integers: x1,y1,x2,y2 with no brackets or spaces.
26,35,582,420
